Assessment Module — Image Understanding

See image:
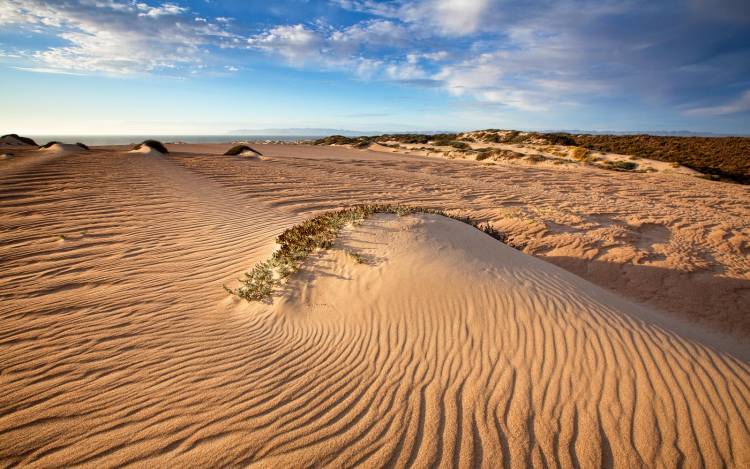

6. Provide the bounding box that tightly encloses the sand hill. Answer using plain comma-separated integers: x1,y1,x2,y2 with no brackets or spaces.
1,143,748,467
37,143,88,155
0,134,37,147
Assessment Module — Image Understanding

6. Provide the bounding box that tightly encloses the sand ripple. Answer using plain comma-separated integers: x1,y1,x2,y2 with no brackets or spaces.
1,148,748,467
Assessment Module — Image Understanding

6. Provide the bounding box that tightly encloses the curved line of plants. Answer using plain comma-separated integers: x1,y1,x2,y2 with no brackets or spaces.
225,204,507,302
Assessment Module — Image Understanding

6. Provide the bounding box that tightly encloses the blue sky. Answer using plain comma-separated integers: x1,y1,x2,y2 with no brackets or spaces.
1,0,749,134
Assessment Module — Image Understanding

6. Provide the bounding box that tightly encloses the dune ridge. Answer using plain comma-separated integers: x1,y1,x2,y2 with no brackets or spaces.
1,145,748,467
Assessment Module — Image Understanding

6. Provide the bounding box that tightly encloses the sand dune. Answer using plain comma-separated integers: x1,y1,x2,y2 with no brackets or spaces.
169,143,750,335
1,144,749,467
37,143,87,155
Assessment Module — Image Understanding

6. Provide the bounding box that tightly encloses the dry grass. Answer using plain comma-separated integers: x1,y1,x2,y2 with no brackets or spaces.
570,147,589,160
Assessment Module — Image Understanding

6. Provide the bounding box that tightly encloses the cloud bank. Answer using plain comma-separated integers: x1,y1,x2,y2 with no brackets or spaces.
1,0,749,117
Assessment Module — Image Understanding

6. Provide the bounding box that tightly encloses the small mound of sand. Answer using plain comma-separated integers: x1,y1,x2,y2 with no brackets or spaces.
224,144,263,157
37,143,88,155
130,140,168,155
0,134,38,147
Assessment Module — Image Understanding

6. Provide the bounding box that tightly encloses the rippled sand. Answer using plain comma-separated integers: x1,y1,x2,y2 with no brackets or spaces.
1,144,748,467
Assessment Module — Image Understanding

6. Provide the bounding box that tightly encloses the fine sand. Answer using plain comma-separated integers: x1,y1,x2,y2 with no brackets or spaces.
1,143,749,467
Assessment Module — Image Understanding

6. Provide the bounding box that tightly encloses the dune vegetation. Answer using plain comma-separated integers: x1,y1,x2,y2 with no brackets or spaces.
0,134,38,146
469,130,750,183
224,144,262,156
226,204,506,302
132,139,168,154
315,130,750,183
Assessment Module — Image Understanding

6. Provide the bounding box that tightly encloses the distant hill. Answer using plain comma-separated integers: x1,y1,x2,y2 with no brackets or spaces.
227,128,459,137
228,128,369,137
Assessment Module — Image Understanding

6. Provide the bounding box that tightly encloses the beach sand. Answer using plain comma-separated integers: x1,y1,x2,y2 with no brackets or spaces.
1,143,748,467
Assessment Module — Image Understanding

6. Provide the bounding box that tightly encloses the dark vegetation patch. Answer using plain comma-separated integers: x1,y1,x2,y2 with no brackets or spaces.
39,141,62,149
603,160,638,171
226,204,507,302
314,130,750,183
1,134,38,146
133,139,168,154
569,134,750,183
313,135,371,148
471,130,749,182
76,142,90,150
434,140,470,149
224,144,262,156
525,154,550,164
473,148,525,160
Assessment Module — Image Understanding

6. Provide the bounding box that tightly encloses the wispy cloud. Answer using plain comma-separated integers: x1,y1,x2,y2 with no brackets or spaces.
684,90,750,116
13,66,88,75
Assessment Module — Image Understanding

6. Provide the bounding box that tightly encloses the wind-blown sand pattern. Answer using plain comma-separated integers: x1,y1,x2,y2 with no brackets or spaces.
1,144,749,467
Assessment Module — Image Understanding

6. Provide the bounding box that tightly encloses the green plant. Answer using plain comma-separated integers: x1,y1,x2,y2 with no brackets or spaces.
226,204,508,302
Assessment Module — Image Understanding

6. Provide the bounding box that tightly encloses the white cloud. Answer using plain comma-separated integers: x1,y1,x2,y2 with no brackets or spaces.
136,2,185,18
13,66,88,75
0,0,240,74
248,24,323,63
335,0,491,36
331,20,407,48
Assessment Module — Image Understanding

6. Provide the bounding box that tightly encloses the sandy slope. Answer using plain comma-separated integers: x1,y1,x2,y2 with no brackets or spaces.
1,144,749,467
170,143,750,335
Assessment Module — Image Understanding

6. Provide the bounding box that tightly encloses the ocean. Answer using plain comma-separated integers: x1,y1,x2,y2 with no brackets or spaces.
25,135,315,146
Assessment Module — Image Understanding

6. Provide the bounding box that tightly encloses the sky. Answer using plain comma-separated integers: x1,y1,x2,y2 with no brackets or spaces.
1,0,749,135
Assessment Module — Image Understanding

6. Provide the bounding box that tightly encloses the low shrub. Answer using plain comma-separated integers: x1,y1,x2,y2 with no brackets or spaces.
39,141,62,149
226,204,507,302
133,140,168,154
570,147,588,160
313,135,359,145
606,160,638,171
76,142,90,150
525,154,549,163
224,145,262,156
